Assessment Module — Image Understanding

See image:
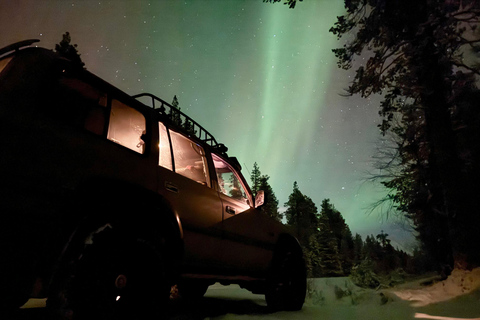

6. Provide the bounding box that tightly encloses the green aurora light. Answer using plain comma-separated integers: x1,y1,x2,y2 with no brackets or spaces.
0,0,414,249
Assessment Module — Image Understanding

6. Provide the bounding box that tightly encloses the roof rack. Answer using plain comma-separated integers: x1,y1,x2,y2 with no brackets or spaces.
0,39,39,59
133,93,228,154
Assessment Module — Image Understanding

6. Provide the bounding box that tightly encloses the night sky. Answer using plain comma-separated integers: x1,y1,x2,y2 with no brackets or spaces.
0,0,414,250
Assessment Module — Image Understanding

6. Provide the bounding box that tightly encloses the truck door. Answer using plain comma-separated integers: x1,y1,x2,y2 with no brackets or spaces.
156,123,224,272
212,154,274,275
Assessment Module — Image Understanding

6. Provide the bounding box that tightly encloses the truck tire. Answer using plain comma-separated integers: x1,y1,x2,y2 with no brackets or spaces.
48,228,170,320
265,240,307,311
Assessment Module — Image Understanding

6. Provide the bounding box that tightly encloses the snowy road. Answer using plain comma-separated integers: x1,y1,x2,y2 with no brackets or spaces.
10,273,480,320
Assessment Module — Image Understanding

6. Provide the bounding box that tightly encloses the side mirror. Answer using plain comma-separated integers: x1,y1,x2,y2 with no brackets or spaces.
255,190,265,208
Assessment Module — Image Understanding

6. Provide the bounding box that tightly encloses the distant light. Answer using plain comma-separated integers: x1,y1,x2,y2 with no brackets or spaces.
116,296,121,301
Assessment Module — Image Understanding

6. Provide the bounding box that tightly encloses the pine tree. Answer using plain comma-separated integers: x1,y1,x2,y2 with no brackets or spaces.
55,32,85,68
183,119,197,136
340,227,355,275
375,231,397,273
284,182,319,275
249,163,281,221
317,212,343,277
304,234,321,277
363,235,381,263
319,199,354,274
353,233,364,264
284,182,318,244
376,230,391,249
258,175,281,221
250,162,262,197
170,95,182,127
284,182,301,227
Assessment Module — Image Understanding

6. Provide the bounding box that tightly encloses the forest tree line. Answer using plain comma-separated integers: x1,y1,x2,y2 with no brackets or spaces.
266,0,480,271
250,163,430,284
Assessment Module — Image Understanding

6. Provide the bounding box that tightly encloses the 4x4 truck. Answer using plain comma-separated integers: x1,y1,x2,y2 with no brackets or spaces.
0,40,306,319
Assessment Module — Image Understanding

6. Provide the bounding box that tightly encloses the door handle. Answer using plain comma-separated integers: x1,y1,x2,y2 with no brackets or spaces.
226,206,236,215
165,181,179,193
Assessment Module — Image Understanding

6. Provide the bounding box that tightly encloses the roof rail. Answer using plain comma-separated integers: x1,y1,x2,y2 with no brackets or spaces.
133,93,228,153
0,39,39,59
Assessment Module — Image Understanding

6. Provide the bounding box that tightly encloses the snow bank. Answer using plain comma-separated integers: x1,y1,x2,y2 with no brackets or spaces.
393,268,480,307
305,277,385,306
204,272,480,320
206,278,415,320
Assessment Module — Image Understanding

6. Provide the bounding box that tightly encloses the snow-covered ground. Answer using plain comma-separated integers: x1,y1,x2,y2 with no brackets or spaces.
15,268,480,319
202,268,480,320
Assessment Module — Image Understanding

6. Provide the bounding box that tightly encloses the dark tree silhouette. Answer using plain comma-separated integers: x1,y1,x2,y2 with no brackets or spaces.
55,32,85,68
284,182,318,264
319,199,354,274
250,162,262,197
170,95,183,127
316,212,343,276
284,182,318,243
258,175,281,221
330,0,480,270
250,163,281,221
268,0,480,270
353,233,364,264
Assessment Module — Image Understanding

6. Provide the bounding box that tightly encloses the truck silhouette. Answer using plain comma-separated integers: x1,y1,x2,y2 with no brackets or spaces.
0,40,306,319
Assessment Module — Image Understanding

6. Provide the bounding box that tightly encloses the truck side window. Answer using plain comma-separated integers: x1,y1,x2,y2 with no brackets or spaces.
107,99,146,154
212,154,248,204
158,122,173,170
169,130,209,186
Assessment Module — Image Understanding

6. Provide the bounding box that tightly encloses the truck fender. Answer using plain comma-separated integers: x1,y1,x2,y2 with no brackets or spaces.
50,179,184,289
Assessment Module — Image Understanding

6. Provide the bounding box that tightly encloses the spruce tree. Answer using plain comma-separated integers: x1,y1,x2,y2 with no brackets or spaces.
284,182,319,275
249,163,281,221
55,32,85,68
258,175,281,221
250,162,262,197
353,233,364,264
317,212,343,276
320,199,354,274
340,227,355,275
170,95,183,127
284,182,318,245
183,119,197,136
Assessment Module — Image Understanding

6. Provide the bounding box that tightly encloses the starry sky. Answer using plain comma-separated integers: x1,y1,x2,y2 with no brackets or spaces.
0,0,414,250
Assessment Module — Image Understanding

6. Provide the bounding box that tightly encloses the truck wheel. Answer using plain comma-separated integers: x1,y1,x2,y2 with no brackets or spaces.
48,230,170,320
265,242,307,311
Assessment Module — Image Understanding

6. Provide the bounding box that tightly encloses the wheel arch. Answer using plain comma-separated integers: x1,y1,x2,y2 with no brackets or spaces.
274,233,303,259
51,178,184,288
265,232,307,311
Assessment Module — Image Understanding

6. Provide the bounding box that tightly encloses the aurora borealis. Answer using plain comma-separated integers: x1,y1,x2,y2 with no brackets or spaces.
0,0,414,249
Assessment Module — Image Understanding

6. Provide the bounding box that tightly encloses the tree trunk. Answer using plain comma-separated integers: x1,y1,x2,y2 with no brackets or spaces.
418,38,478,270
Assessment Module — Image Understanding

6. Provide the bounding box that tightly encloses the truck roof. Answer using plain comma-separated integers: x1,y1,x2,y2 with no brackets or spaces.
0,40,230,158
